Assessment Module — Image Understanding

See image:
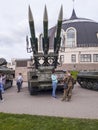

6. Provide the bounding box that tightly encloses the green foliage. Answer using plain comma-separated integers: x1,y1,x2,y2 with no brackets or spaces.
0,113,98,130
71,71,79,80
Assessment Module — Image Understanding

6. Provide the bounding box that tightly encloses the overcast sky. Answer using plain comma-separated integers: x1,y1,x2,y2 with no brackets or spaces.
0,0,98,62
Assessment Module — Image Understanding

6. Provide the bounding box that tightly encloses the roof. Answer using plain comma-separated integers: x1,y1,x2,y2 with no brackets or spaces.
49,9,98,48
70,8,78,20
0,58,7,66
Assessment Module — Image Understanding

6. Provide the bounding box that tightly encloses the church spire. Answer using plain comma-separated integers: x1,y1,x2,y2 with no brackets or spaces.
70,9,77,19
70,0,77,19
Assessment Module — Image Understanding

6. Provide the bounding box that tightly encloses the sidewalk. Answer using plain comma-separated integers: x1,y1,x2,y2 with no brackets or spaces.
0,82,98,119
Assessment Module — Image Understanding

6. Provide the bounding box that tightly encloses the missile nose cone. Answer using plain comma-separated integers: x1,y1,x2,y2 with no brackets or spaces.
28,5,34,22
43,5,48,21
58,5,63,21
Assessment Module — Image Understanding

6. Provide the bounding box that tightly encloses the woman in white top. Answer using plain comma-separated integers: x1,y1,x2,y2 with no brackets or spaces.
51,70,58,98
16,73,23,92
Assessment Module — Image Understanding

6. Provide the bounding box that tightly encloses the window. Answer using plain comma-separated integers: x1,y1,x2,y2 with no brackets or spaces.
93,54,98,62
60,55,64,63
80,54,91,62
71,54,76,62
66,27,76,47
96,33,98,39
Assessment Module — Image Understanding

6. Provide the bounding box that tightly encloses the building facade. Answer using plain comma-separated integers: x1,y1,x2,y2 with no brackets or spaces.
39,9,98,71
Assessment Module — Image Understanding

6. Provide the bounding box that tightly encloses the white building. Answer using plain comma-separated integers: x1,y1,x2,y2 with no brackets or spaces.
39,9,98,71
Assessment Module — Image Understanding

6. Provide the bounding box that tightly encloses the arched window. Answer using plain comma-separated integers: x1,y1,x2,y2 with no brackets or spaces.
66,27,76,47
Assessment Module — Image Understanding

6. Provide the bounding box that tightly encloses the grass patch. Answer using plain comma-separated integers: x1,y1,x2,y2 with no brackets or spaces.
0,112,98,130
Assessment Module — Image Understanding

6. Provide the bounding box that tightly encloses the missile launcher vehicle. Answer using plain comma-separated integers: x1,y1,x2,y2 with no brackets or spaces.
26,5,65,95
77,71,98,91
0,58,14,90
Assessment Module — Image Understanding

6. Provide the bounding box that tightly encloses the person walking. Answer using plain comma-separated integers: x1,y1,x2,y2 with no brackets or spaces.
2,73,6,93
51,70,58,98
16,73,23,92
61,71,75,101
0,74,4,102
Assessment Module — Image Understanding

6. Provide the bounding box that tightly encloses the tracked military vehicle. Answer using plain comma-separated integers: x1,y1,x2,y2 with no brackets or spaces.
77,71,98,91
0,58,14,90
26,5,64,95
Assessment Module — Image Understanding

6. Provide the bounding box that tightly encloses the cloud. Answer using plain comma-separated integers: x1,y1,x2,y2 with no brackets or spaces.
0,18,31,62
0,0,98,62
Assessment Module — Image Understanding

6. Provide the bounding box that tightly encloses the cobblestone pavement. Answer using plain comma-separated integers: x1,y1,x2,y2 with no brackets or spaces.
0,81,98,119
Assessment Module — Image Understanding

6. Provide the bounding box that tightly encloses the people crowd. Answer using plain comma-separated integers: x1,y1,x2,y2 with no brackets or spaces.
51,69,76,101
0,70,76,103
0,72,24,103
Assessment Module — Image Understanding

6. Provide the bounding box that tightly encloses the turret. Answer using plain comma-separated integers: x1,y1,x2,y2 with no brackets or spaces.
27,5,63,69
27,5,64,96
0,58,7,66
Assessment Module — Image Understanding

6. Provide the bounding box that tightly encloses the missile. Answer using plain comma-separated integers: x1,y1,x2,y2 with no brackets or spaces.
56,5,63,39
43,5,48,38
53,5,63,68
28,5,38,53
28,5,38,68
54,5,63,53
42,5,49,55
28,5,35,39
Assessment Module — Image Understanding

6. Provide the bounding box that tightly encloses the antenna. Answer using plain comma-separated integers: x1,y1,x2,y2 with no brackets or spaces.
72,0,75,9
